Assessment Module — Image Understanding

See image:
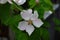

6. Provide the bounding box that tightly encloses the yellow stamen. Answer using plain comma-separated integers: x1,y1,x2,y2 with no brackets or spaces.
28,20,32,25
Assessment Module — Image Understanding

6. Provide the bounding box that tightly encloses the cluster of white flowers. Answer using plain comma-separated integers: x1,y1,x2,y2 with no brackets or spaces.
0,0,59,36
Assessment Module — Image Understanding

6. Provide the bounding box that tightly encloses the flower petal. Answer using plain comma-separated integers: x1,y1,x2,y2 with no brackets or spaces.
13,0,26,5
31,11,38,20
18,21,28,31
34,10,38,18
0,0,7,4
25,25,35,36
20,9,32,20
44,11,52,20
8,0,12,4
32,19,43,28
27,9,32,14
53,4,59,10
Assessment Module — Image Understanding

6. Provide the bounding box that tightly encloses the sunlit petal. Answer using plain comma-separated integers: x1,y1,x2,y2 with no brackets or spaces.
18,21,28,31
31,11,38,20
0,0,7,4
20,10,32,20
53,4,59,10
13,0,26,5
44,11,52,20
27,9,32,14
8,0,12,4
32,19,43,28
25,25,35,36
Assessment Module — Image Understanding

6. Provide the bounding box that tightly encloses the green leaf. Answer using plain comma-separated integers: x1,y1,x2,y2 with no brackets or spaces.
29,0,36,8
43,21,51,28
40,28,50,40
15,31,28,40
0,3,22,26
34,6,44,19
0,3,11,24
55,27,60,32
53,18,60,25
9,25,28,40
5,15,22,26
14,27,28,40
40,0,53,10
29,28,41,40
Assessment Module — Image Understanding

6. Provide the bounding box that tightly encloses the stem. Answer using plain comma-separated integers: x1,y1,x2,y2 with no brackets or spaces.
12,1,23,11
13,4,22,11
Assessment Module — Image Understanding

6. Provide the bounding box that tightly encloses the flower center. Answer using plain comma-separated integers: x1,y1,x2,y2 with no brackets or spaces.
28,20,32,25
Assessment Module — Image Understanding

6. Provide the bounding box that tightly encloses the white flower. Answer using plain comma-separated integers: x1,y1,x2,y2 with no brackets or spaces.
53,4,59,10
18,9,43,36
13,0,26,5
43,11,52,20
0,0,12,4
0,0,26,5
8,0,12,4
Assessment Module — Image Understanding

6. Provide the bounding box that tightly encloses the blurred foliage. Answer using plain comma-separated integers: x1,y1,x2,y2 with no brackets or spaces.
55,27,60,32
40,28,50,40
0,3,11,24
53,17,60,25
43,21,51,28
53,18,60,32
0,3,22,26
28,28,41,40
